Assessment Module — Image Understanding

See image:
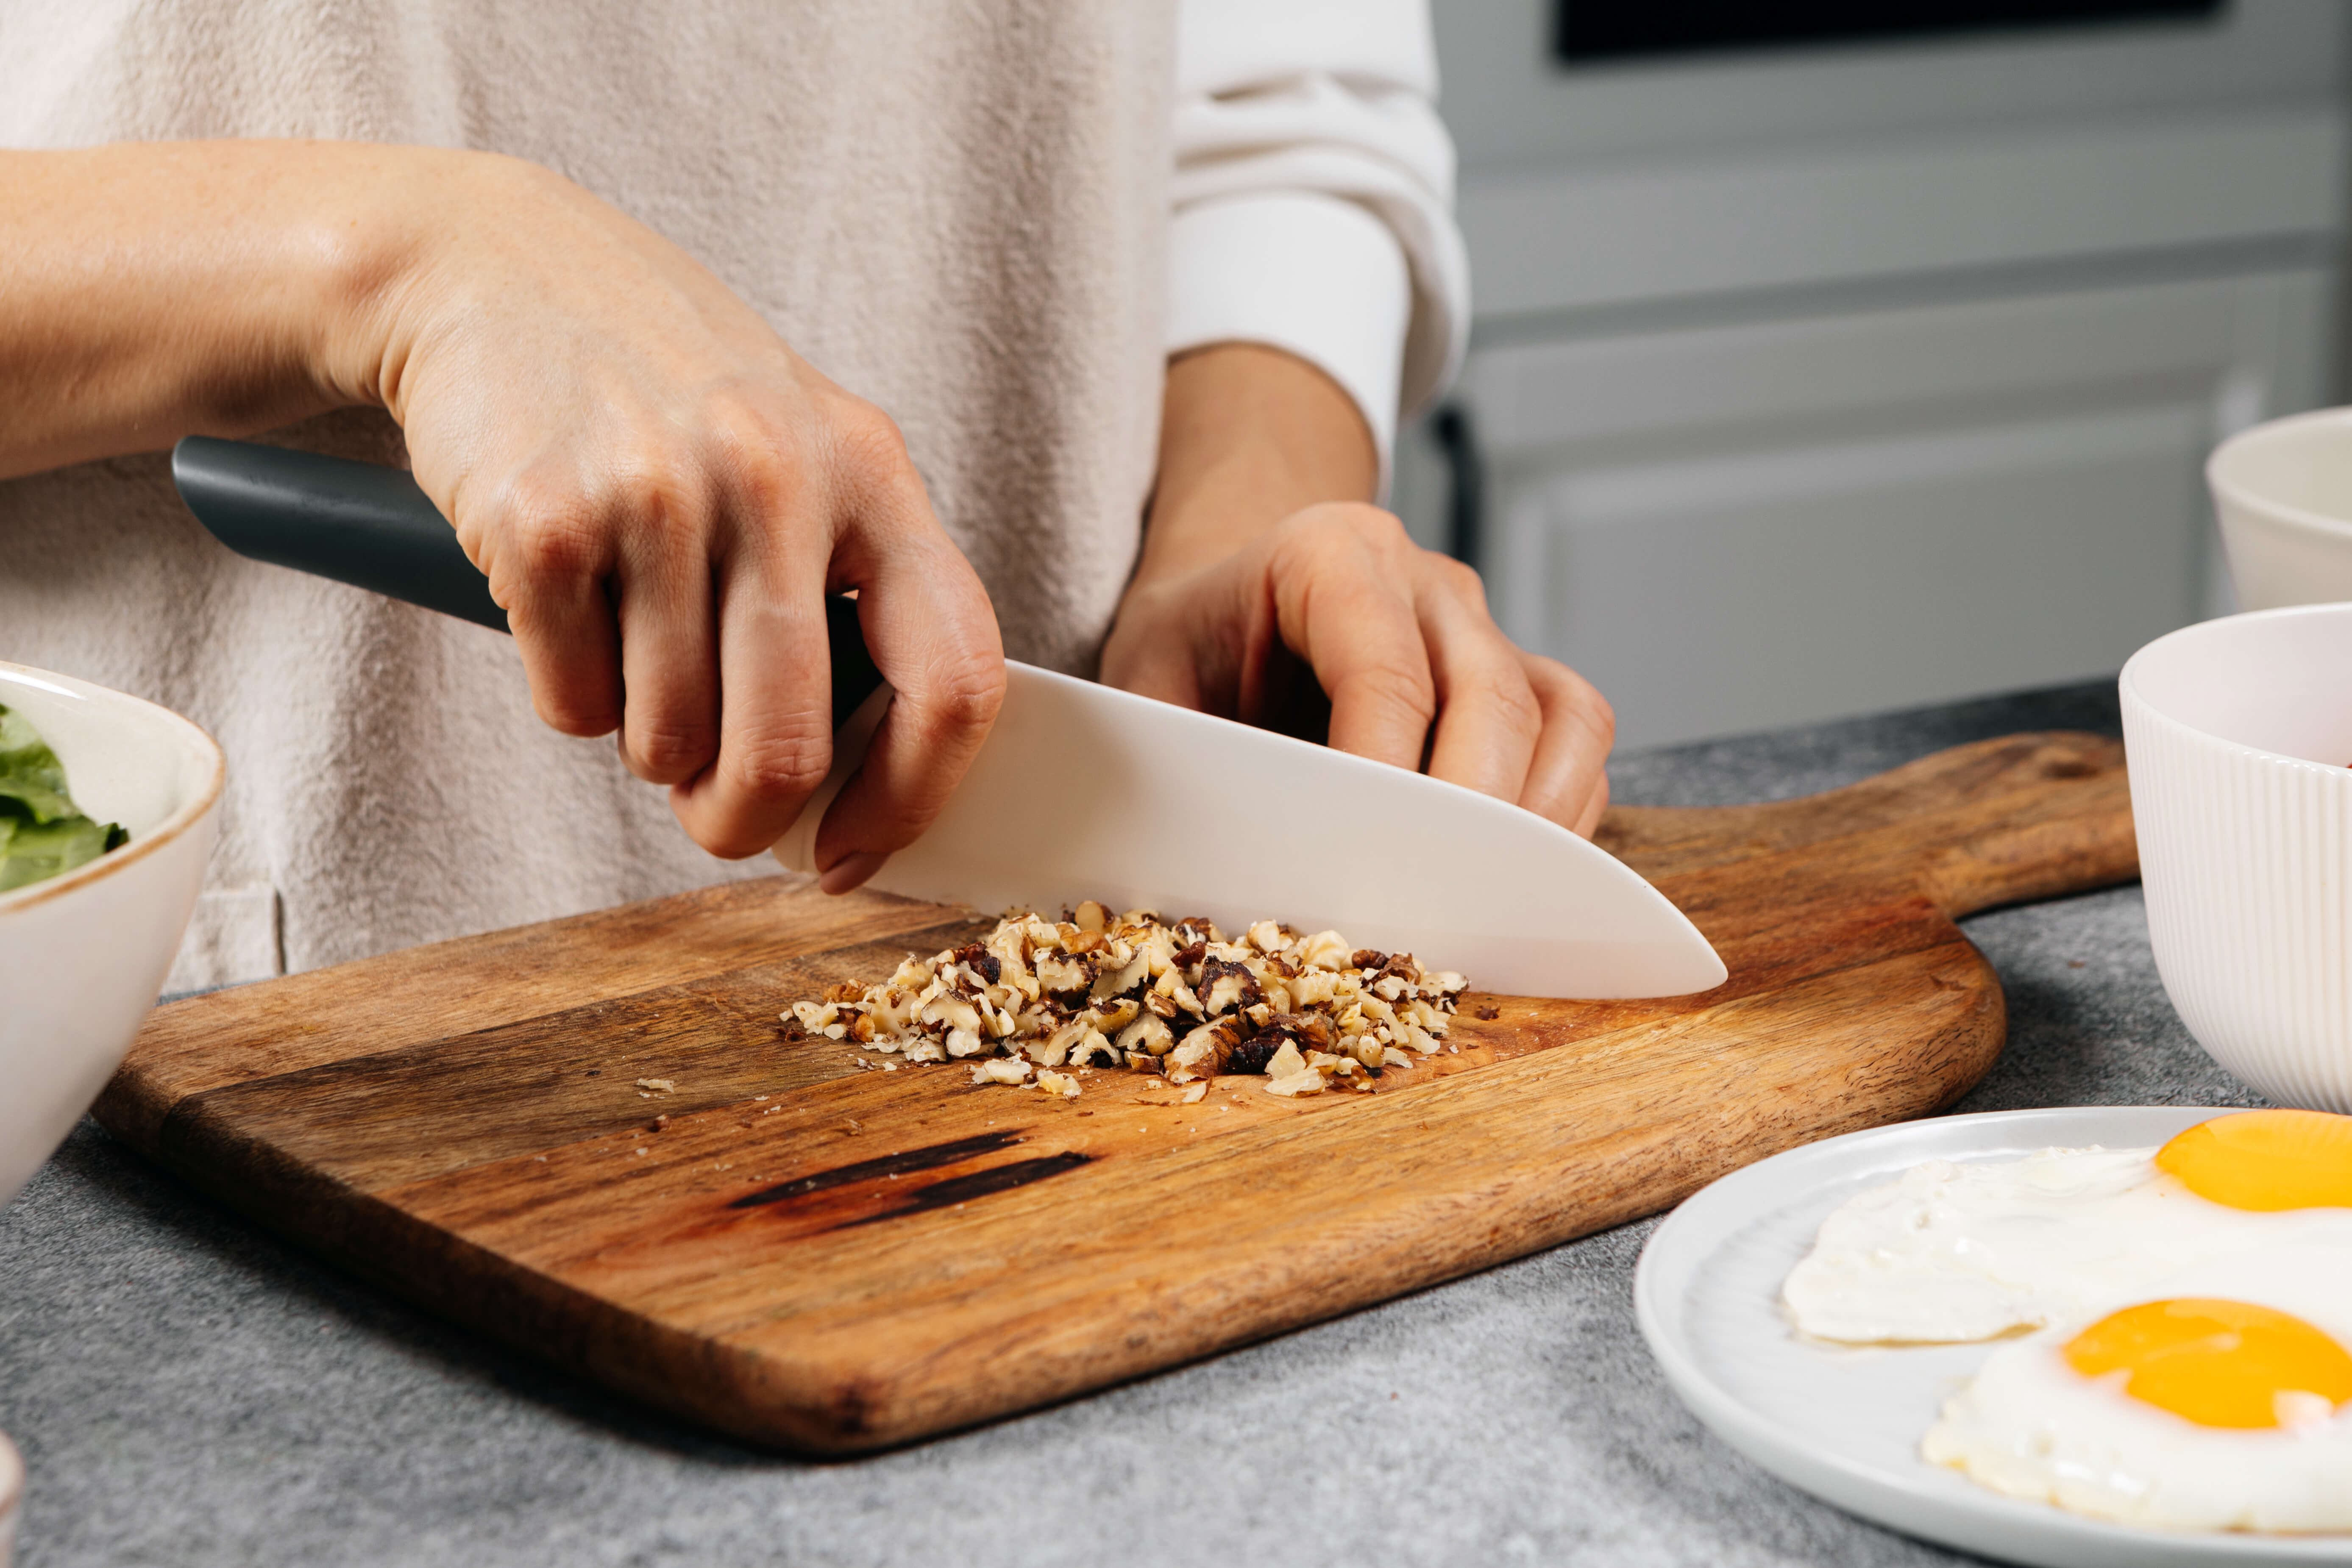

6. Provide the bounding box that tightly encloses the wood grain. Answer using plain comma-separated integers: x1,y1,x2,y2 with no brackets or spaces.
95,731,2137,1452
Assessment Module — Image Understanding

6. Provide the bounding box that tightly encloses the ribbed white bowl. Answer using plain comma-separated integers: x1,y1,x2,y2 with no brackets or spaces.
2207,405,2352,611
2121,604,2352,1111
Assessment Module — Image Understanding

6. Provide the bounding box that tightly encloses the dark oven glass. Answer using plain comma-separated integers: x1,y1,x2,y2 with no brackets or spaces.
1556,1,2227,64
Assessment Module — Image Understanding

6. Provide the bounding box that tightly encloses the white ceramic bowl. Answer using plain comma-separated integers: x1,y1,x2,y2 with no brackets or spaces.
2121,605,2352,1111
2207,406,2352,611
0,663,221,1208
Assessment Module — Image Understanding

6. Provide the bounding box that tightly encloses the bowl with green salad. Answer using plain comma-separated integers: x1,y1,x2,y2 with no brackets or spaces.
1,662,222,1209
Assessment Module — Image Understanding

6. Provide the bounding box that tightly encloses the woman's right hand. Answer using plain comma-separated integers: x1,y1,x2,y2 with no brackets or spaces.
326,150,1005,888
1,142,1005,889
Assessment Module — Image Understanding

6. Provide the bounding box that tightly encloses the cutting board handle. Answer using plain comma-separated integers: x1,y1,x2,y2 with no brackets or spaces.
1601,731,2136,918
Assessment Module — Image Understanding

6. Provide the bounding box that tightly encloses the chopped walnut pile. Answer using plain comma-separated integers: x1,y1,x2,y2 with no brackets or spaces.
782,900,1468,1098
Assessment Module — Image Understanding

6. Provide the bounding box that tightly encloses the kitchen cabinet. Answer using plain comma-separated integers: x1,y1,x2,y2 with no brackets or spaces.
1445,270,2332,748
1397,0,2349,748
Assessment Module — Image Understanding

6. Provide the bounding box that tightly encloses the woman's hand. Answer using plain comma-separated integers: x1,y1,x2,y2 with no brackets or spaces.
370,154,1003,884
1101,345,1612,836
0,143,1005,887
1103,502,1614,835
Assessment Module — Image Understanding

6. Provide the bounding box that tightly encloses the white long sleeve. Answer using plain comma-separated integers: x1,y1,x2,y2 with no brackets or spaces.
1168,0,1470,489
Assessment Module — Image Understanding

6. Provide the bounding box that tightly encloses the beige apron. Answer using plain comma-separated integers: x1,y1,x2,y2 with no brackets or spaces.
0,1,1174,987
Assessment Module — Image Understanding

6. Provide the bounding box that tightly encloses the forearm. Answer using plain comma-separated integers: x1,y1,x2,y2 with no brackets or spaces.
0,141,452,480
1136,342,1378,586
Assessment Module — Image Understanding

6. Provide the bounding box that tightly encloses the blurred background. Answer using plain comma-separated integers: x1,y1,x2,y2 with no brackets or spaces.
1392,0,2346,747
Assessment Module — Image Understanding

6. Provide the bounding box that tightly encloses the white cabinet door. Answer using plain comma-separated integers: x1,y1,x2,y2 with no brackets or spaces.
1448,270,2332,749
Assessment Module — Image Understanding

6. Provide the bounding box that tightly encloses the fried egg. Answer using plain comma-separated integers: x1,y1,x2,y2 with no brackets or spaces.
1921,1245,2352,1532
1783,1110,2352,1344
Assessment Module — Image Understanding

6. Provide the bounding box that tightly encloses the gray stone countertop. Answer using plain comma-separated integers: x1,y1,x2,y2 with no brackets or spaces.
0,682,2267,1568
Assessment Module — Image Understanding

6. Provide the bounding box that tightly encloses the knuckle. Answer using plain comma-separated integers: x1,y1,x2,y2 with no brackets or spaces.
1435,553,1489,603
493,471,604,582
1540,657,1617,745
1351,656,1437,722
918,649,1009,737
828,398,915,484
1351,505,1413,548
604,445,702,542
1484,666,1545,734
703,398,808,511
1306,502,1411,556
1297,502,1371,542
1587,689,1617,746
1271,514,1375,585
1280,505,1426,584
628,716,718,780
1527,651,1588,697
724,722,833,803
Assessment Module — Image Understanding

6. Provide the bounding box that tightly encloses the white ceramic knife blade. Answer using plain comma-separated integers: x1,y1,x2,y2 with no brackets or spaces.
775,664,1725,1000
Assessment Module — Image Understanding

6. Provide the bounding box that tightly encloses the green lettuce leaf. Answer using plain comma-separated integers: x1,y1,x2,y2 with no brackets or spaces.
0,703,130,892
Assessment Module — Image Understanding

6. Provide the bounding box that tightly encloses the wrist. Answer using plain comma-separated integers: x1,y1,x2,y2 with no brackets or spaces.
1138,343,1377,589
300,147,504,420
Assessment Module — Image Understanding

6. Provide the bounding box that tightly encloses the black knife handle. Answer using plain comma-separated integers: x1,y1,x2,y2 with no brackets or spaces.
171,437,885,729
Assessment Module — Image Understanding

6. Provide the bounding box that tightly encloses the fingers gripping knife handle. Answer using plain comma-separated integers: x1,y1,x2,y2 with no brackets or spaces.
169,437,889,732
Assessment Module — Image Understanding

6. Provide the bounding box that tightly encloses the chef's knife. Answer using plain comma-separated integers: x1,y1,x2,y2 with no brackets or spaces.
172,436,1726,998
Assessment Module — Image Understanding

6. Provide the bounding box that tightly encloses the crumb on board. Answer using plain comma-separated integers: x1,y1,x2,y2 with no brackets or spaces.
635,1078,675,1094
778,900,1466,1101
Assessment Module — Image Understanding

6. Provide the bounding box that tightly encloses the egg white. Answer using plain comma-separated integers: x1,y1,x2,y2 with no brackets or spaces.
1920,1245,2352,1533
1782,1145,2352,1344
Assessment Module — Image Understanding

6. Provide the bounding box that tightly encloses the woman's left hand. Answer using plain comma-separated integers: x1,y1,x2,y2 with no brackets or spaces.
1102,345,1613,837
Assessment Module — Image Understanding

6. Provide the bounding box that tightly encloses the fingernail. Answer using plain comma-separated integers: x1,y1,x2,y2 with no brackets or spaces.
817,849,888,895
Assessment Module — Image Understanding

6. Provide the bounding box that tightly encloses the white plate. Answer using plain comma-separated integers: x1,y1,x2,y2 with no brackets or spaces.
1634,1106,2352,1568
0,1426,18,1568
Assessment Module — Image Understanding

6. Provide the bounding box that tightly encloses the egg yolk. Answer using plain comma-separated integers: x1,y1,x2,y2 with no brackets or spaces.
2063,1298,2352,1428
2154,1109,2352,1211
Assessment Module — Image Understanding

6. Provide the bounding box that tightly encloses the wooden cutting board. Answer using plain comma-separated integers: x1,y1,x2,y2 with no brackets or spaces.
95,731,2137,1453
